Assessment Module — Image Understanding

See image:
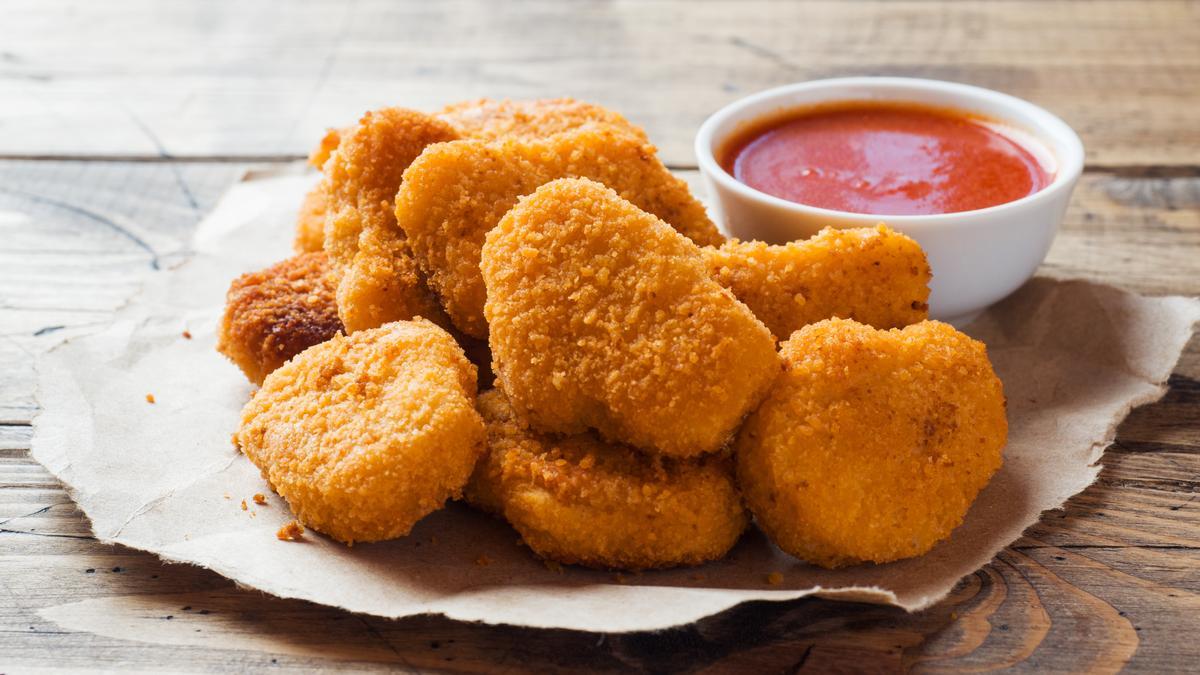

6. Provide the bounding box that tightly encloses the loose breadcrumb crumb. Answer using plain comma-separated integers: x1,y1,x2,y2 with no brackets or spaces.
182,330,193,339
145,394,155,404
767,571,784,586
277,521,305,541
240,499,248,511
252,493,267,506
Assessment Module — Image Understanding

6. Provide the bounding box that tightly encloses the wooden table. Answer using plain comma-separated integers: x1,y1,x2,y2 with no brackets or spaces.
2,1,1197,671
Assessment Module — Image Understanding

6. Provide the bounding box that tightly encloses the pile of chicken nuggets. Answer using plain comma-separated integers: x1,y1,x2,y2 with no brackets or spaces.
219,99,1008,571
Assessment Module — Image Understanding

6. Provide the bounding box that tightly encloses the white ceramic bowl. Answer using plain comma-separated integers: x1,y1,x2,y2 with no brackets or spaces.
695,77,1085,325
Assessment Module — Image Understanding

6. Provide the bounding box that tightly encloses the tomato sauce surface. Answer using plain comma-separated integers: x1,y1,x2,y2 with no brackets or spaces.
720,102,1051,216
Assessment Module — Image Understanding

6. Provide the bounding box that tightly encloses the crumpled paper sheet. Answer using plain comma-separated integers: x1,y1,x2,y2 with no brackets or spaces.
32,167,1200,632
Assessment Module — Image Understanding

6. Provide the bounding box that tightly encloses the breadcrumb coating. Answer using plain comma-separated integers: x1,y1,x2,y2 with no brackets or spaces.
296,126,349,252
466,390,747,570
307,127,345,170
323,108,458,333
397,125,724,338
236,320,485,545
299,101,644,265
437,98,648,142
703,225,931,340
294,181,329,253
216,252,344,385
482,178,778,457
735,318,1007,568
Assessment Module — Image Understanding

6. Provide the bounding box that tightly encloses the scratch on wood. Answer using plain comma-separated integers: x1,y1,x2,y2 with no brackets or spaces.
282,0,357,150
728,36,801,73
121,108,200,213
0,504,53,527
0,184,162,269
787,643,815,673
0,529,94,541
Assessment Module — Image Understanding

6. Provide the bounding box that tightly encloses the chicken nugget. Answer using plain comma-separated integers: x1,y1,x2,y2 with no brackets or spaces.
735,318,1007,568
294,126,350,253
466,390,747,570
294,180,329,253
236,319,486,544
300,100,637,257
307,126,346,170
323,107,458,333
437,97,648,142
482,178,778,457
217,252,343,385
704,225,931,340
397,124,724,338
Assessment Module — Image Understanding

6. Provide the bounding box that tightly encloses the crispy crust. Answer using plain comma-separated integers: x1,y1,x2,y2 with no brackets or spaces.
294,181,329,253
482,178,778,458
437,98,648,142
703,225,931,340
735,319,1007,568
296,126,346,252
466,390,747,570
235,319,485,545
396,124,724,338
216,252,344,385
299,101,646,281
323,107,458,333
307,127,346,170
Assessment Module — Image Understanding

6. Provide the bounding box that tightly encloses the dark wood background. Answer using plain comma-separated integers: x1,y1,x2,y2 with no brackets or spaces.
1,1,1197,671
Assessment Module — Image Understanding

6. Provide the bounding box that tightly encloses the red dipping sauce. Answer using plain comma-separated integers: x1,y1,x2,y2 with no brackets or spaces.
720,102,1052,216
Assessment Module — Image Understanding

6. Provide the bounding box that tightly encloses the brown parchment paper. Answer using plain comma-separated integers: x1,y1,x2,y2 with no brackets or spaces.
31,167,1200,632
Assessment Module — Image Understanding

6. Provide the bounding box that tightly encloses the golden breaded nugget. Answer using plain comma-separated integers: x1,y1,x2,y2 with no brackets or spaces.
300,101,636,256
294,181,329,253
236,320,485,545
466,390,747,570
295,126,348,252
736,318,1006,568
397,125,724,337
704,225,931,340
482,178,778,457
307,127,345,170
437,98,648,142
323,107,458,333
217,252,343,385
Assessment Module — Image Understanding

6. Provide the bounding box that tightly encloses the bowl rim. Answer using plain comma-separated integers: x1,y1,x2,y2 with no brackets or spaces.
694,76,1086,225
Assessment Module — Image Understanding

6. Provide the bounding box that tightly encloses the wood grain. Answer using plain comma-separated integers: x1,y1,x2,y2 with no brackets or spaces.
1,159,1198,671
1,0,1197,166
3,0,1199,668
